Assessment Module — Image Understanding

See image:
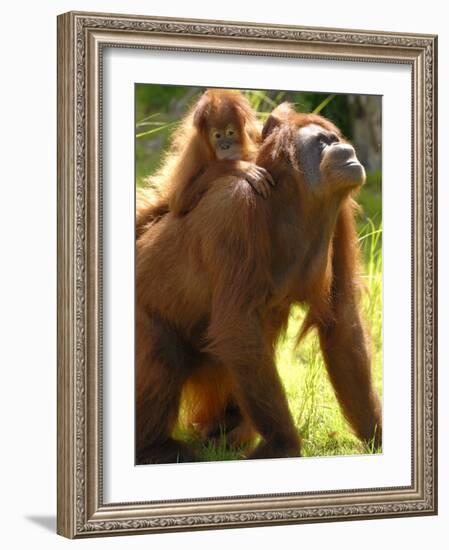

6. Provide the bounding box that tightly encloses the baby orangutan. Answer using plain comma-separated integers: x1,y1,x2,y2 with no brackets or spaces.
136,89,274,238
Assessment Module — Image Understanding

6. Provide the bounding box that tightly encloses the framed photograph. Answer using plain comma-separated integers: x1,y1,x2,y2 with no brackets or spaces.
57,11,438,538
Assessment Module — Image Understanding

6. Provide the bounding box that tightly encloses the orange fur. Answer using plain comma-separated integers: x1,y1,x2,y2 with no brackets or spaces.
180,363,256,449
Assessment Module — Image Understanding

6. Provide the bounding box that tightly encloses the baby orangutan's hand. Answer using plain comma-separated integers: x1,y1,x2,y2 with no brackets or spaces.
241,162,275,199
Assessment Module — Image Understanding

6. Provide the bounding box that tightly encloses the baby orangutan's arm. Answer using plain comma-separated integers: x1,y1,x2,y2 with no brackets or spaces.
171,160,275,216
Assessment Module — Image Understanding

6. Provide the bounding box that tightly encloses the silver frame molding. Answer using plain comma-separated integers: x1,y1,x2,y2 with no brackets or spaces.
57,11,438,539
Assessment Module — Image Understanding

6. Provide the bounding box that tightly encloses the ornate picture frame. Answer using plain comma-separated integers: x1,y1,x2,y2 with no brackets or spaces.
57,11,437,538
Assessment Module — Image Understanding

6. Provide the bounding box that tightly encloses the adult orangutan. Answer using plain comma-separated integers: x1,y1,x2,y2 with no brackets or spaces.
135,102,382,464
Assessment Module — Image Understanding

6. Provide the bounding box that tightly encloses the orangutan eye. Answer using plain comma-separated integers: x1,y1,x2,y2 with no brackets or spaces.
226,128,235,137
318,131,339,147
214,132,222,140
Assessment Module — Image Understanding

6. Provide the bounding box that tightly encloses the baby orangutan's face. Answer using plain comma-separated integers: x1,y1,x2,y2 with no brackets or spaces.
209,124,242,160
